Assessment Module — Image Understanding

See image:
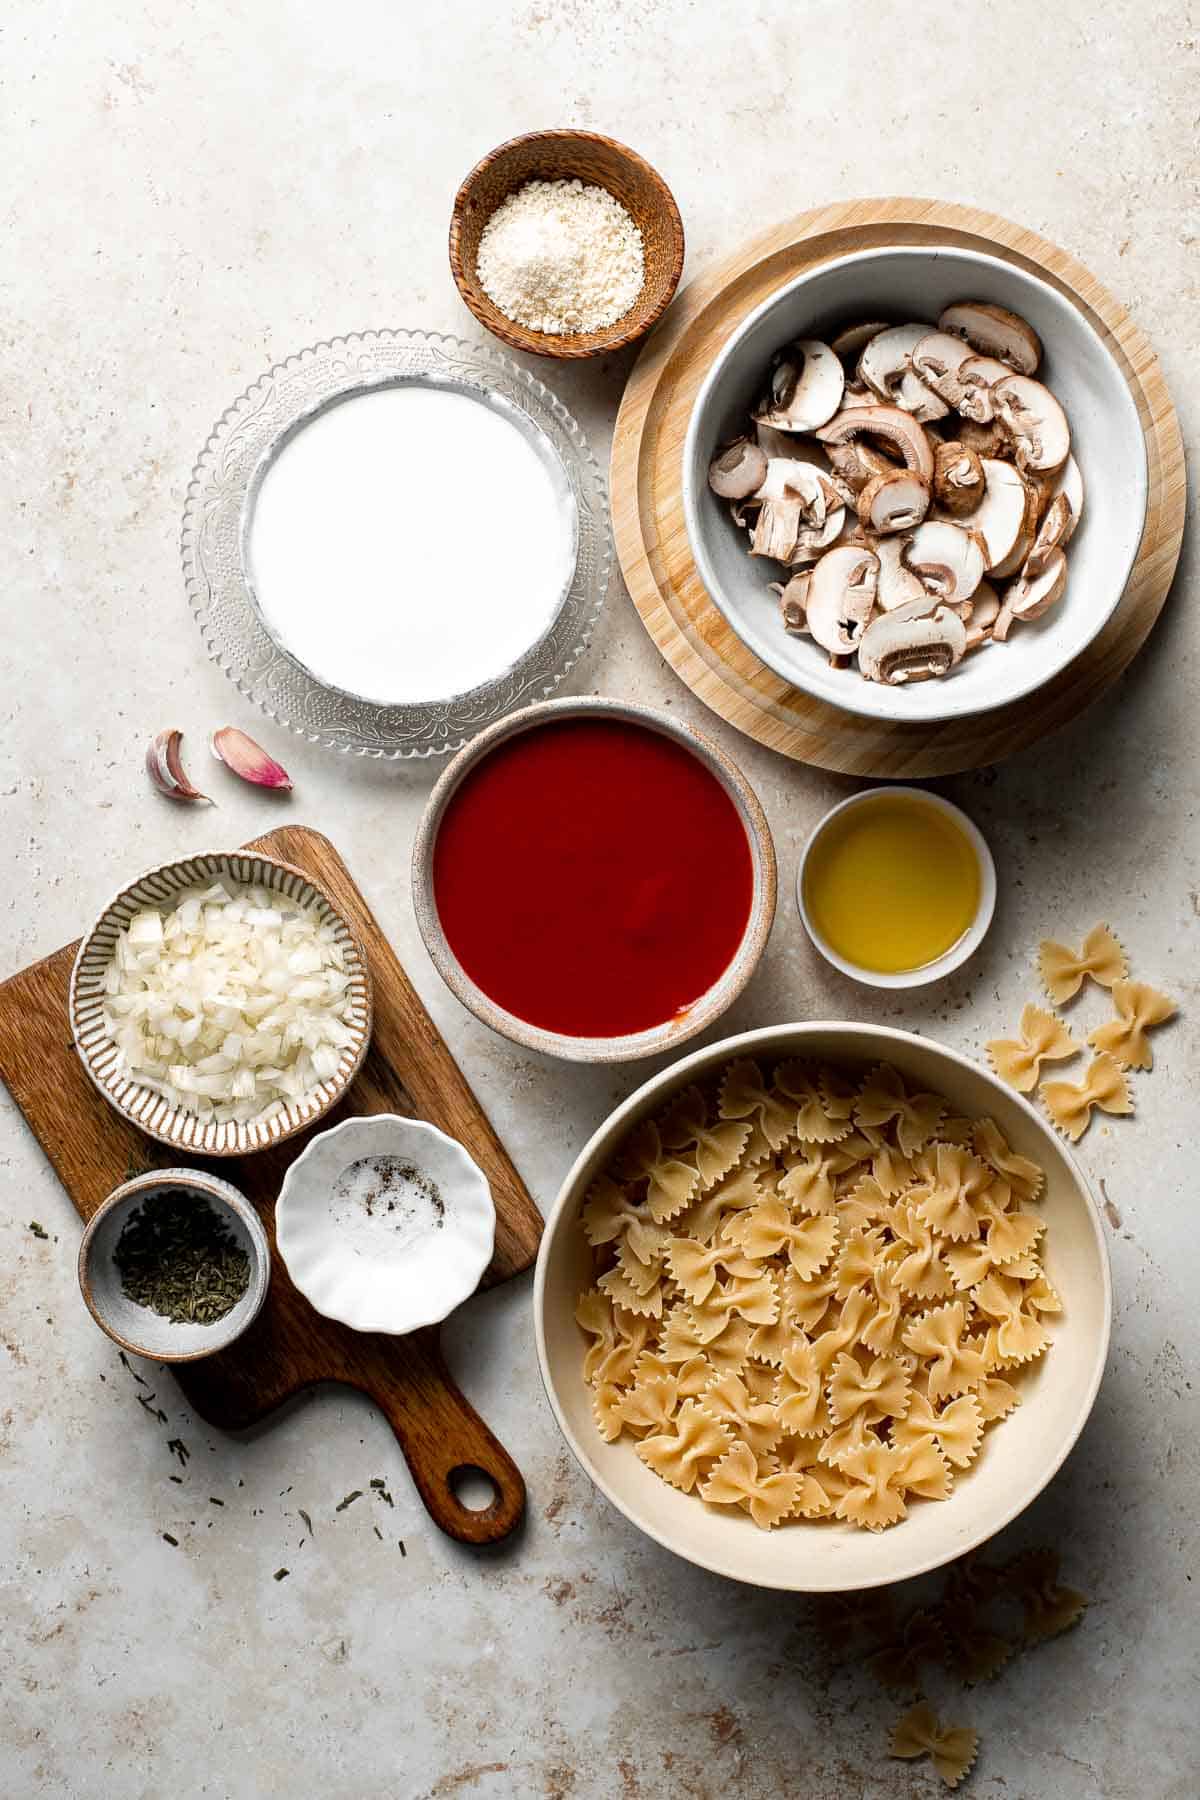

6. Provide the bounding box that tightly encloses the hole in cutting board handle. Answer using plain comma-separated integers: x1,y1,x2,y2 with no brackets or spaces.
449,1464,500,1513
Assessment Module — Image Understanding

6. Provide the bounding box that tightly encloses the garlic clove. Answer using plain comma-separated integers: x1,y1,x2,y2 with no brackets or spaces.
211,727,293,791
146,729,212,803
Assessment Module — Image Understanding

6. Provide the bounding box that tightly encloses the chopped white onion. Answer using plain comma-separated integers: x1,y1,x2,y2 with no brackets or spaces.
101,880,358,1125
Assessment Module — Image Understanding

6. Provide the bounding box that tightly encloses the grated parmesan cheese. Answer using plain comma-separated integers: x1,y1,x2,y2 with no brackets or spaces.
475,177,644,335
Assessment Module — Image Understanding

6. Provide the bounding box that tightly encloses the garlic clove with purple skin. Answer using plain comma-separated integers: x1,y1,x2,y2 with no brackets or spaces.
146,729,212,803
211,727,293,792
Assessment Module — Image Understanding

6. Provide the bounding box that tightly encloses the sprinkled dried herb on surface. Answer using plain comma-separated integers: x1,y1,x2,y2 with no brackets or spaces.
274,1567,289,1581
298,1509,313,1536
28,1220,49,1239
167,1438,190,1465
162,1532,179,1547
335,1490,363,1513
369,1478,394,1507
114,1190,249,1325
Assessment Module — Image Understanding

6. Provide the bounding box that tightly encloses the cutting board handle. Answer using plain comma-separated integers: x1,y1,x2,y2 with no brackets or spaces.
363,1327,526,1545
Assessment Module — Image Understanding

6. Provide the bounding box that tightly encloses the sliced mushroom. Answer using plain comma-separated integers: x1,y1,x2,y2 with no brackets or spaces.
1024,493,1074,576
857,324,950,423
789,503,847,565
970,459,1037,574
752,340,845,433
932,441,985,516
957,356,1013,423
902,520,985,604
957,416,1014,460
991,375,1070,473
857,603,968,685
911,331,976,408
874,534,933,612
755,420,803,461
963,580,1001,650
938,301,1042,376
992,550,1068,640
708,437,768,500
856,468,931,533
770,571,812,635
804,544,880,657
831,320,890,361
816,405,935,483
822,434,900,494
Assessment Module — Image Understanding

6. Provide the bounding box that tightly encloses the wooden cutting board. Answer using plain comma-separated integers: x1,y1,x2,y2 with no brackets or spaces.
0,825,543,1545
611,197,1186,775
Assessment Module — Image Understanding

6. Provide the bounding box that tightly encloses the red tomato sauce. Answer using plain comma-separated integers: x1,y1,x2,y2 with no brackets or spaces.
432,718,755,1037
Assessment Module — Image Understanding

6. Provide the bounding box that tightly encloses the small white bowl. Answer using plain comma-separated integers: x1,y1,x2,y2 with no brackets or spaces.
78,1169,271,1362
275,1115,495,1334
796,786,996,988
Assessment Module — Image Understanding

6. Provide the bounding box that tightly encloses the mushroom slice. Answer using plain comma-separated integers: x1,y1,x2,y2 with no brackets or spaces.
752,339,845,433
789,505,847,566
770,571,812,636
970,459,1037,574
856,468,931,534
938,301,1043,376
902,520,985,605
874,534,934,612
831,320,890,361
1024,493,1074,576
857,325,950,423
747,459,829,562
957,356,1013,424
992,550,1068,641
709,437,768,500
957,417,1014,461
822,434,900,494
992,375,1071,473
933,441,985,516
964,580,1001,650
816,405,935,483
858,603,968,685
804,544,880,657
911,332,976,408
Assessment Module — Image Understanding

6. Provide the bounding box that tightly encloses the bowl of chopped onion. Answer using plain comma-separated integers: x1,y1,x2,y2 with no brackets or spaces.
70,851,373,1157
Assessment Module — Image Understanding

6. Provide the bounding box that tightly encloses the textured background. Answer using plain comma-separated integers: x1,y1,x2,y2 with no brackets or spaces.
1,3,1197,1796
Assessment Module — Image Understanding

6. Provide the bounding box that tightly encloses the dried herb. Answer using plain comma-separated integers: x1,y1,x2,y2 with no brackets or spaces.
162,1532,179,1547
119,1350,149,1386
335,1490,363,1513
28,1221,49,1240
274,1567,289,1582
298,1509,313,1536
209,1496,224,1507
398,1541,406,1557
167,1438,190,1465
114,1189,249,1325
169,1475,183,1485
373,1525,383,1541
369,1478,394,1507
137,1391,168,1423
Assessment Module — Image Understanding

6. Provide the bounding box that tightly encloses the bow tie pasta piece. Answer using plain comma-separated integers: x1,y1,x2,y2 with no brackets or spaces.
856,1125,917,1197
636,1399,732,1493
972,1373,1022,1422
780,1264,841,1336
986,1002,1081,1092
903,1301,988,1401
972,1116,1044,1201
973,1273,1052,1368
597,1261,666,1319
774,1060,854,1144
717,1058,796,1152
697,1372,782,1458
688,1270,780,1345
614,1119,700,1223
617,1371,681,1438
665,1234,756,1305
835,1440,913,1531
575,1290,653,1386
699,1440,803,1528
721,1198,838,1278
1040,1051,1132,1142
945,1194,1041,1291
892,1390,984,1469
914,1144,995,1241
591,1381,627,1442
828,1351,911,1428
835,1172,895,1235
811,1288,874,1375
1088,978,1176,1071
887,1200,956,1301
657,1083,753,1188
776,1146,842,1216
836,1225,889,1297
889,1703,979,1789
859,1259,909,1356
854,1063,946,1156
1038,922,1127,1004
775,1336,833,1437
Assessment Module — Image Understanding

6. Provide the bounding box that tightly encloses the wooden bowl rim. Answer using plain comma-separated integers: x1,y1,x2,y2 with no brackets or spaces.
448,128,685,361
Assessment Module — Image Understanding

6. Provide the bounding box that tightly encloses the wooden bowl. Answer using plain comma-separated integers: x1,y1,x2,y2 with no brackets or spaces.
449,130,685,360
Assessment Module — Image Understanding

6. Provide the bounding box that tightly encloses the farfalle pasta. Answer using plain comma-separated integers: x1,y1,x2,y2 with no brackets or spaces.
986,1003,1080,1092
575,1057,1060,1533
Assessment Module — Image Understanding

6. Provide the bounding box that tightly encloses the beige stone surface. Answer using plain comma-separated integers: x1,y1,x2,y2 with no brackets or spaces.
1,3,1197,1796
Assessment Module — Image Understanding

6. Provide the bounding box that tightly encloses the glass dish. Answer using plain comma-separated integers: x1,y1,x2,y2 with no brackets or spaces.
182,330,610,759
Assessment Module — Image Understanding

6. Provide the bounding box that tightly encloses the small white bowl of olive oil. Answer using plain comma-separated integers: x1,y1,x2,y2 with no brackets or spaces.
797,787,995,988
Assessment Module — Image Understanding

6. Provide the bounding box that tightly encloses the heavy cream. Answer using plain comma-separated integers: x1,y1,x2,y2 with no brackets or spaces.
247,384,576,706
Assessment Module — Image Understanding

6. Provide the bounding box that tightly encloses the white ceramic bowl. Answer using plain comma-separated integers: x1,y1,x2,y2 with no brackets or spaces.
275,1114,495,1333
534,1022,1111,1592
78,1169,271,1362
69,851,373,1158
683,246,1148,724
796,787,996,988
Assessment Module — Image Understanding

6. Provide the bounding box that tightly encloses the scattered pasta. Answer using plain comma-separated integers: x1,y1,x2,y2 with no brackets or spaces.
1040,1052,1132,1143
986,1003,1079,1093
574,1059,1059,1533
888,1702,979,1789
1087,979,1176,1071
1037,923,1126,1004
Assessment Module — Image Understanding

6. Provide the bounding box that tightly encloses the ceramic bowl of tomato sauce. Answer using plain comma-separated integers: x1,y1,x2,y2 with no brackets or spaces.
412,698,777,1063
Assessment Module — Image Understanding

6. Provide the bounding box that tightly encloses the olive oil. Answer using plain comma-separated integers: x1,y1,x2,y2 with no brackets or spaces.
803,793,981,973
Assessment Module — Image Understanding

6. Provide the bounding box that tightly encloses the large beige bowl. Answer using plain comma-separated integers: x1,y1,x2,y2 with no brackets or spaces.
534,1022,1111,1591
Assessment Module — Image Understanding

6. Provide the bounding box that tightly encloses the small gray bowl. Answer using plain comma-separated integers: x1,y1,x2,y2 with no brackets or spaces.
78,1169,271,1362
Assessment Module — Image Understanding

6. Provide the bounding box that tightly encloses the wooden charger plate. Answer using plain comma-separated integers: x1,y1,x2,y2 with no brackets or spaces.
611,197,1186,775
